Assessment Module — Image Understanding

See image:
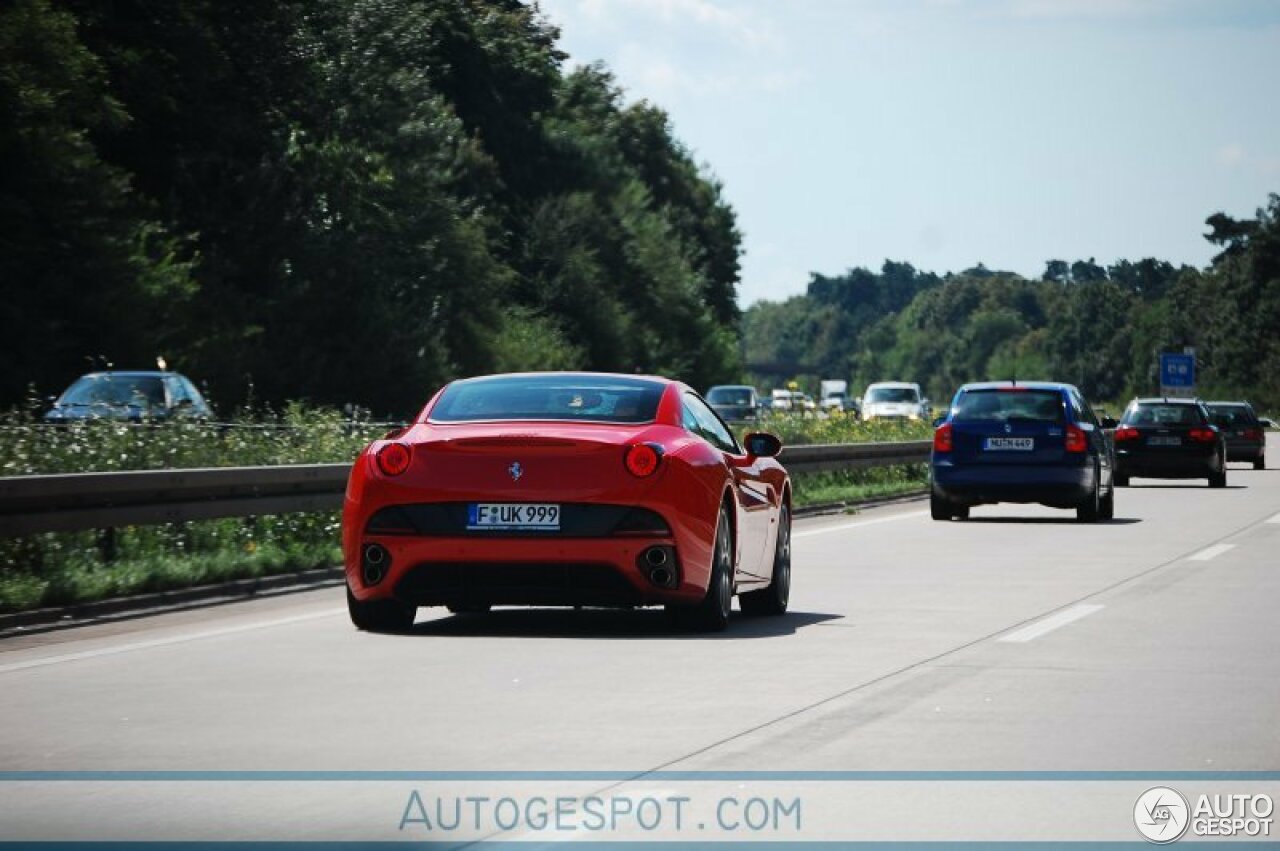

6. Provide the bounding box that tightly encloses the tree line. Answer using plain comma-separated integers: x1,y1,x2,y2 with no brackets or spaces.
1,0,742,416
744,193,1280,413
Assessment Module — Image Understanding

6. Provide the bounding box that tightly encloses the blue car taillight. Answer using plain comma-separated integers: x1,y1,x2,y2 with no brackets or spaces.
1065,424,1087,453
933,423,953,452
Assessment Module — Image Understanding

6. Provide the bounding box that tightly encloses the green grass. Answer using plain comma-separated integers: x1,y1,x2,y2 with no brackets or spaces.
0,406,933,614
791,465,928,508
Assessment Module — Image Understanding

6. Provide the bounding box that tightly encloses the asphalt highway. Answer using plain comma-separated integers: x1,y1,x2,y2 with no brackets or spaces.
2,437,1277,842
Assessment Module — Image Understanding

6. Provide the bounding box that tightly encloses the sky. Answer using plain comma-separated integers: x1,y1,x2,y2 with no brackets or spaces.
537,0,1280,307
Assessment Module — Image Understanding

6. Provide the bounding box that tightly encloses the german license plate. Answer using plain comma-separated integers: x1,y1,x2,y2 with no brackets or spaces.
467,503,560,530
984,437,1034,451
1148,436,1181,446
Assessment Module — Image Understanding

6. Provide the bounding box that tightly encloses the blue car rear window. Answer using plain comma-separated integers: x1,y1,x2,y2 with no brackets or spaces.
429,375,665,424
954,389,1064,423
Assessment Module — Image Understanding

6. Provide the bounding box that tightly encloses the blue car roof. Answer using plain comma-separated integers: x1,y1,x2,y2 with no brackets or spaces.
956,381,1074,392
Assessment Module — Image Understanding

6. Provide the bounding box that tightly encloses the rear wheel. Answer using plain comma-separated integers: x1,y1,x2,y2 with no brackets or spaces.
740,504,791,616
670,506,733,632
1077,473,1101,522
347,586,416,633
1255,455,1266,471
931,491,964,521
1099,484,1115,520
1114,473,1130,487
1209,452,1228,488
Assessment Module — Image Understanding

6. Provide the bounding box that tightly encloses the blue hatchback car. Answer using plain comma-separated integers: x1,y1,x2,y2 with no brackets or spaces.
930,381,1117,522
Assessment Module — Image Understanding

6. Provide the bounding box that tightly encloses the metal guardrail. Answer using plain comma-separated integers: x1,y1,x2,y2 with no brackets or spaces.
0,442,931,537
0,464,350,536
779,440,930,474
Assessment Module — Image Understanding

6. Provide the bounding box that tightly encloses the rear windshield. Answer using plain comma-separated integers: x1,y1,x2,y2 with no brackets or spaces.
867,387,919,403
1206,404,1257,427
1123,403,1207,427
60,375,165,408
707,387,753,406
429,375,665,424
953,389,1064,423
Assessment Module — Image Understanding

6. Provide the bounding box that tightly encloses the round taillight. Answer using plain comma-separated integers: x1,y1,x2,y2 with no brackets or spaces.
376,442,412,476
625,443,661,478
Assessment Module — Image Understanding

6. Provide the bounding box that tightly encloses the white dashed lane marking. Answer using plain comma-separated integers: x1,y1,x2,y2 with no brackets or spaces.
997,604,1105,644
1187,543,1236,562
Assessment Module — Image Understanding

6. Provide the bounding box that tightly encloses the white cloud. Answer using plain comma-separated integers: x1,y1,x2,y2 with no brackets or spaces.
1216,143,1246,167
1215,143,1280,174
1001,0,1160,20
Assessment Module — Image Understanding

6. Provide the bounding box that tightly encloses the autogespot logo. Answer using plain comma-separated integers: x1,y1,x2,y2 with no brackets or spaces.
1135,787,1191,844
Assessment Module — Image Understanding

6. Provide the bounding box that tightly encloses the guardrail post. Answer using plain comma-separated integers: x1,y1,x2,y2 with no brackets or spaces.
99,526,117,563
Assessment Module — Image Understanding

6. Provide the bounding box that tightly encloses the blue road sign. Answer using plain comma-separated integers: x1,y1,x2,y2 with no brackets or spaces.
1160,353,1195,388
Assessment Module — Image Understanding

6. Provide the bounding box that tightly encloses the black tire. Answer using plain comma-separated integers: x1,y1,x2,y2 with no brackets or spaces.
1254,456,1266,471
953,504,970,520
931,491,954,521
1077,473,1101,522
740,503,791,616
670,505,733,632
1099,483,1115,520
347,586,416,633
446,603,492,615
1209,469,1227,488
1114,473,1130,487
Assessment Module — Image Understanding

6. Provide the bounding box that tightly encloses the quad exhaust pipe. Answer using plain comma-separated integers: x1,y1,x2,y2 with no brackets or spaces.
639,546,678,589
362,543,390,586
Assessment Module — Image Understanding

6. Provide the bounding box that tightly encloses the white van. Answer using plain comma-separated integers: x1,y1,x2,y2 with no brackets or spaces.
862,381,925,421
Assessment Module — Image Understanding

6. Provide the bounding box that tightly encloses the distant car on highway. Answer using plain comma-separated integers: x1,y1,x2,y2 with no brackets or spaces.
1113,397,1227,487
862,381,926,421
705,384,760,422
1205,401,1265,470
770,388,808,413
43,371,211,423
342,372,792,633
930,381,1117,522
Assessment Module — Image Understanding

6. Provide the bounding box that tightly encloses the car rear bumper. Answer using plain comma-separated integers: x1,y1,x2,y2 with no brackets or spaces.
347,535,704,608
1223,440,1265,462
1116,449,1219,478
931,462,1095,508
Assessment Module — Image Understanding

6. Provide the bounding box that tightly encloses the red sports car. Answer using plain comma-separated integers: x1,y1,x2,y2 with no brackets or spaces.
342,372,792,632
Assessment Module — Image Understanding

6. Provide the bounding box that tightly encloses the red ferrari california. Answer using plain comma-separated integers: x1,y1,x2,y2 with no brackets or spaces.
342,372,791,632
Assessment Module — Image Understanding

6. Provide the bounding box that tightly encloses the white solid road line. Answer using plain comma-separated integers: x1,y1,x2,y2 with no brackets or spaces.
997,604,1105,644
794,510,928,539
1187,543,1236,562
1267,512,1280,525
0,608,345,675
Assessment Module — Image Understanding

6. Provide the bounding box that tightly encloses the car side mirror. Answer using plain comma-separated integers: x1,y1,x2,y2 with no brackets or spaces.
744,432,782,458
1100,416,1118,429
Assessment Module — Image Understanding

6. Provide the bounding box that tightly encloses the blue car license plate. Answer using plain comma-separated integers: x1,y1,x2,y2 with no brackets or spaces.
983,437,1034,451
467,503,560,531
